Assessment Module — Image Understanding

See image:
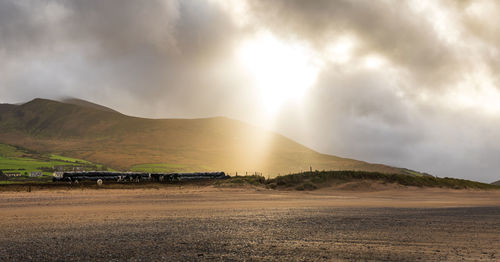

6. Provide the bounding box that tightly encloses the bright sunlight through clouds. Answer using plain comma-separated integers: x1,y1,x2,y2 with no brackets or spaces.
237,31,321,114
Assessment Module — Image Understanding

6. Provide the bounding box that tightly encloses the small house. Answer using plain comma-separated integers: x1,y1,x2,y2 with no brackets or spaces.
30,171,43,177
53,172,64,178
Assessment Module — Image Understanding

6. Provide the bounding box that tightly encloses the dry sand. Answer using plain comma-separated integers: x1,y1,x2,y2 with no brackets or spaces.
0,186,499,261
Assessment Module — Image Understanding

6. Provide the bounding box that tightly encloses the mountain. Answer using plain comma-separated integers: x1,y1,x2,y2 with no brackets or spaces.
0,98,412,176
492,180,500,186
61,98,119,113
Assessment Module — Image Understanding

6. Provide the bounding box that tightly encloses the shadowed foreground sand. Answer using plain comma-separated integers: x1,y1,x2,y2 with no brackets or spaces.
0,186,499,261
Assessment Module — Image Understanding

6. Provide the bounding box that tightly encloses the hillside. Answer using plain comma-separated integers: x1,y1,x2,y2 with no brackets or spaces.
492,180,500,186
0,98,413,176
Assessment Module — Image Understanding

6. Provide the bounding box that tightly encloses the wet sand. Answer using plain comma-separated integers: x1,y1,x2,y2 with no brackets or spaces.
0,187,499,261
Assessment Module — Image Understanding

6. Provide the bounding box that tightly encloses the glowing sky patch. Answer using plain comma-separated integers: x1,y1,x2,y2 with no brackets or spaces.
237,31,321,114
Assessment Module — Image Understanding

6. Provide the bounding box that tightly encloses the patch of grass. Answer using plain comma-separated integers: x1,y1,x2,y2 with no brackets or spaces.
401,168,427,177
0,144,24,158
215,175,266,187
269,171,500,190
50,154,109,170
50,154,92,164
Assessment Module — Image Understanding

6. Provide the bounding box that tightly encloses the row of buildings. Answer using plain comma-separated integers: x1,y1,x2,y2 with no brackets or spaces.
2,166,91,178
1,171,43,177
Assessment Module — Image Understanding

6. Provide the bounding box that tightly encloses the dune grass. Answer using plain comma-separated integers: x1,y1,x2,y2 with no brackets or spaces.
223,171,500,190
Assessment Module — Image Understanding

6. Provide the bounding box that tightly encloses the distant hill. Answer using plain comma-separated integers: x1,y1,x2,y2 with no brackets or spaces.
0,98,418,176
492,180,500,186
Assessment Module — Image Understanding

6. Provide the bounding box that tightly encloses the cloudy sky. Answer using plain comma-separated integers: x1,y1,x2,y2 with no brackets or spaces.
1,0,500,182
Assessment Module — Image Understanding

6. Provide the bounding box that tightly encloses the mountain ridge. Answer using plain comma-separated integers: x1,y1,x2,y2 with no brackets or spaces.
0,98,413,176
61,98,120,114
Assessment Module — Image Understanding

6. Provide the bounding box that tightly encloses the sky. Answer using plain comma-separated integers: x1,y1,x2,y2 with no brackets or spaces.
1,0,499,182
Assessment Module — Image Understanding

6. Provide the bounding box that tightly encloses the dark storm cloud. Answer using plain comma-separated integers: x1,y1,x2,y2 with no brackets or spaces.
63,0,249,117
0,0,248,117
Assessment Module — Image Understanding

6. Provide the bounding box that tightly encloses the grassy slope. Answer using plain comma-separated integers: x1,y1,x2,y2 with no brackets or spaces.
0,98,411,176
224,171,500,190
492,180,500,186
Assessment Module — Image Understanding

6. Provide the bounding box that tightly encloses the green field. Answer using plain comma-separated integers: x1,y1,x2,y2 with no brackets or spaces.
0,143,105,179
49,154,92,164
1,156,62,175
